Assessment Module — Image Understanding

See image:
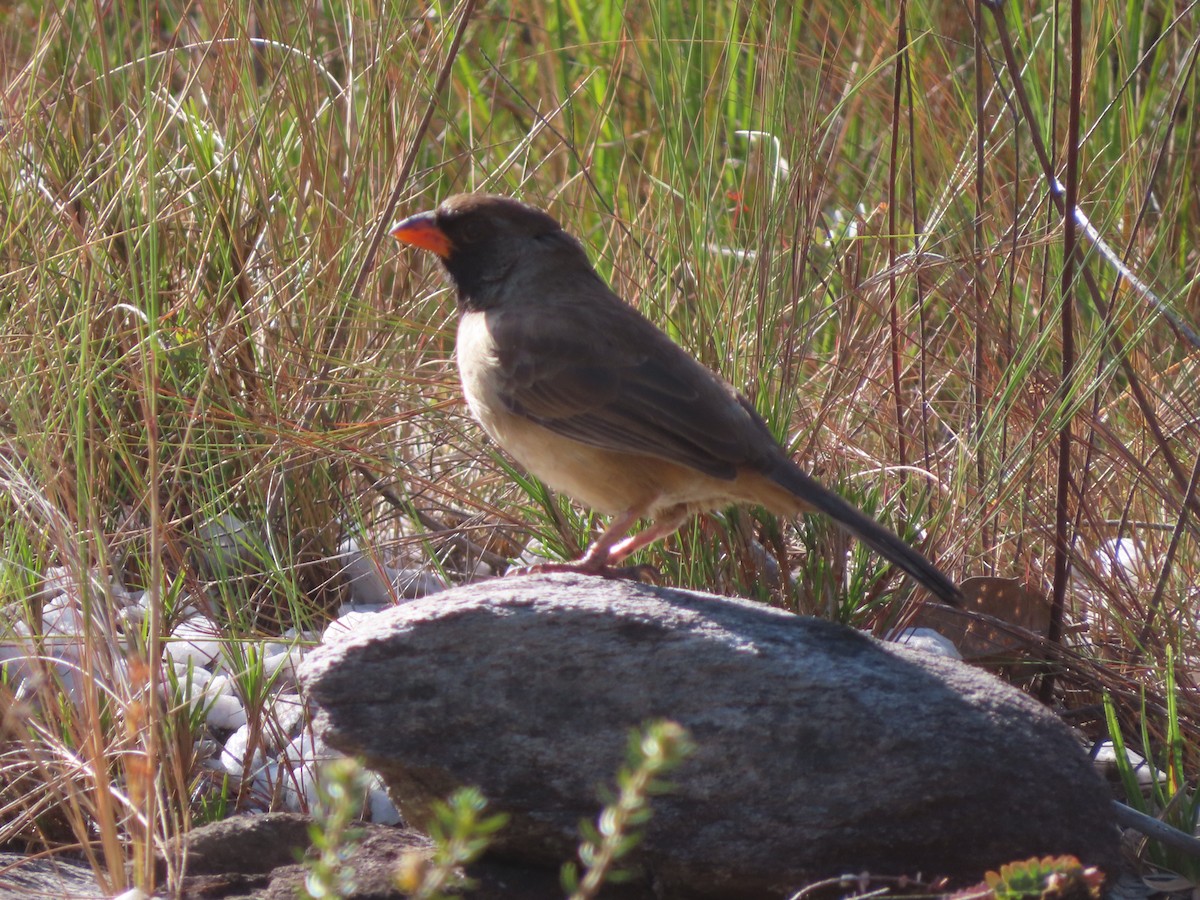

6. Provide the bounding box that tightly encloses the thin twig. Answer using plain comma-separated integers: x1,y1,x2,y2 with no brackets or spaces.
1042,0,1083,703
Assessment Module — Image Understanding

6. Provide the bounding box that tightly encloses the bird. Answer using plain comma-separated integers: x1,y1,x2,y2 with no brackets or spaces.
390,193,961,606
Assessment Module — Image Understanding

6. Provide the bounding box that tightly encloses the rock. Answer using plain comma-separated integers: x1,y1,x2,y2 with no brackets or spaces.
301,574,1120,898
169,814,650,899
0,852,103,898
175,812,313,876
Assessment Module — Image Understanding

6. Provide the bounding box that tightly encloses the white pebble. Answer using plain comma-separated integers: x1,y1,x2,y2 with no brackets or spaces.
40,596,85,638
263,646,302,688
166,618,223,667
268,692,307,739
893,627,962,660
220,724,266,783
339,537,446,605
206,691,247,731
166,664,212,714
282,626,319,643
280,760,317,812
339,537,395,607
335,601,388,618
40,566,76,599
323,610,380,642
1093,740,1162,789
1096,538,1146,583
366,773,401,824
276,730,345,812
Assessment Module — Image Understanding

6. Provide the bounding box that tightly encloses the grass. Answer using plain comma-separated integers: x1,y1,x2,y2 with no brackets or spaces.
1,0,1199,892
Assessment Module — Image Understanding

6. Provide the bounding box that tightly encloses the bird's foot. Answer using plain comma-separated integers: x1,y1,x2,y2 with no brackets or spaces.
509,560,661,583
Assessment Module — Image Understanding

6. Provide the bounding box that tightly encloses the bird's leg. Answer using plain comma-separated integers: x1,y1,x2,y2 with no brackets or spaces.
571,506,645,571
510,505,675,581
604,506,690,565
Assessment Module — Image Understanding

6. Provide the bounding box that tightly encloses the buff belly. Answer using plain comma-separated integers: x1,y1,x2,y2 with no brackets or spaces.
455,311,794,519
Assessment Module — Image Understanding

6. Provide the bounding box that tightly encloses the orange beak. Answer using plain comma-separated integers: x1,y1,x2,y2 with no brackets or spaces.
389,212,453,258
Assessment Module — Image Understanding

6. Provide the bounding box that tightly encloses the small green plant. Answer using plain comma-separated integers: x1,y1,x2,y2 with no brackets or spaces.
300,758,368,900
1103,647,1200,881
395,787,509,900
561,720,694,900
984,855,1103,899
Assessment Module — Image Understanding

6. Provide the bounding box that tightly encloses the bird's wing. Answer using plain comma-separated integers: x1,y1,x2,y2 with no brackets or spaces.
484,297,779,480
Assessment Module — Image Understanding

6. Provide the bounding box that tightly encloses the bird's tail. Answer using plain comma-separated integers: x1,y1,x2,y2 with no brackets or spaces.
769,463,961,607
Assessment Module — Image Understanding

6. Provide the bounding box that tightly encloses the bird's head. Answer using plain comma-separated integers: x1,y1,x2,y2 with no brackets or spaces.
390,193,584,310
